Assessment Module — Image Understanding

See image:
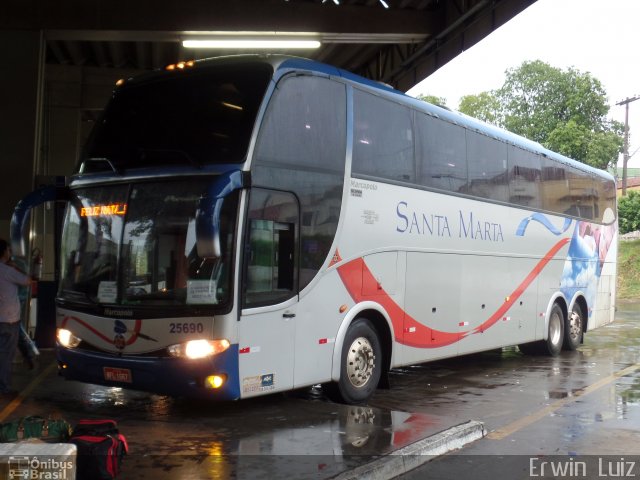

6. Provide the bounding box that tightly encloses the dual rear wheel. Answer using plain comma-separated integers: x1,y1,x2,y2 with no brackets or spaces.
519,302,584,356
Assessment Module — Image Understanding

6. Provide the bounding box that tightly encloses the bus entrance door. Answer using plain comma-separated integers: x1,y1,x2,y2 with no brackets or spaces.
238,188,299,398
238,298,297,398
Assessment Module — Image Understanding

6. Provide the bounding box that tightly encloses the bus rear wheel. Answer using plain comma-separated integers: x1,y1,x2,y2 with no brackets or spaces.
563,303,584,351
325,318,382,405
544,303,565,356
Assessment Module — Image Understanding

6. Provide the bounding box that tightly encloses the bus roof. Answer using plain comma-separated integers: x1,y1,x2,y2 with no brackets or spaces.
111,54,614,183
262,55,613,182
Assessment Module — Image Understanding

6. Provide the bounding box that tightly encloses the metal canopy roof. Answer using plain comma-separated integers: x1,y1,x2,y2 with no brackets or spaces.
6,0,537,91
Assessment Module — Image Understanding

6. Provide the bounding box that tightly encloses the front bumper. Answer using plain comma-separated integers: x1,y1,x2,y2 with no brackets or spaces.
56,344,240,400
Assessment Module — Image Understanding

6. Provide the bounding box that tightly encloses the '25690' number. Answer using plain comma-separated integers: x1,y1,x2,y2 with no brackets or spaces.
169,323,204,334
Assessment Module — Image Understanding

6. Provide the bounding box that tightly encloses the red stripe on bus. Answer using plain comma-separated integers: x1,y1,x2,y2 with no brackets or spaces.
61,316,142,346
337,238,570,349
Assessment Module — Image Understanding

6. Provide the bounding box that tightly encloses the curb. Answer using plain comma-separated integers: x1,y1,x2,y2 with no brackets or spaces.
329,420,486,480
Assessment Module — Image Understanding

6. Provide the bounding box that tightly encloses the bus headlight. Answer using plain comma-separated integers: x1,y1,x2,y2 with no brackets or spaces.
57,328,82,348
167,339,230,359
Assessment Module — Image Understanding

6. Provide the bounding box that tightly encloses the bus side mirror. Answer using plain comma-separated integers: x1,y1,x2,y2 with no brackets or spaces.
196,195,222,259
11,185,69,257
195,170,248,259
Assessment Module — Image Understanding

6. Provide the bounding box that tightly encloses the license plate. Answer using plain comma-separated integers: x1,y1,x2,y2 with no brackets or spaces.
103,367,132,383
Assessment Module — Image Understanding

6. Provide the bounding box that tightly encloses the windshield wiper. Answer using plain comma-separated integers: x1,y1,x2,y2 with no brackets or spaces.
60,289,98,306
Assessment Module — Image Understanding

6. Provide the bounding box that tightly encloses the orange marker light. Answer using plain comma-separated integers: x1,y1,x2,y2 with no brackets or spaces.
165,60,195,71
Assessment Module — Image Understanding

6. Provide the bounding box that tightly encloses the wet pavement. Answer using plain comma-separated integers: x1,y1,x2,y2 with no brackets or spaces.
1,303,640,479
397,302,640,479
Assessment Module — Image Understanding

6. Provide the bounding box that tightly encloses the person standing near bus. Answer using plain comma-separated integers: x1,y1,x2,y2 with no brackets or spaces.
0,239,31,397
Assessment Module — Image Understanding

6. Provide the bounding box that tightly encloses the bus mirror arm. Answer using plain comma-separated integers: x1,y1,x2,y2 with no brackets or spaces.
196,170,249,259
10,184,70,257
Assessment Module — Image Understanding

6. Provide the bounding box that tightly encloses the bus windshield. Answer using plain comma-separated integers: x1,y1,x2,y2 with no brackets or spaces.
80,62,273,172
59,178,237,308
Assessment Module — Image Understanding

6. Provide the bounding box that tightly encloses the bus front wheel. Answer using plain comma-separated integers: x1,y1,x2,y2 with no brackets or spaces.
325,318,382,405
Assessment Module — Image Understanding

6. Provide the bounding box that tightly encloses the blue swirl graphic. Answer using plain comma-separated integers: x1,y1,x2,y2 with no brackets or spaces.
516,214,572,237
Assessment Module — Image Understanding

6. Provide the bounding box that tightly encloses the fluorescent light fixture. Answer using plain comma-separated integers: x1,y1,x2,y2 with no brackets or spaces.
183,39,321,49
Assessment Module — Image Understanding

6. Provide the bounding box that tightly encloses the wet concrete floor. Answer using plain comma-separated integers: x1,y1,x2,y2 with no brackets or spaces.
2,303,640,479
397,302,640,479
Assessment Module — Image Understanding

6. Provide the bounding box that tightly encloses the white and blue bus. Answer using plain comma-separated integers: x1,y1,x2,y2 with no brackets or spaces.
12,55,617,403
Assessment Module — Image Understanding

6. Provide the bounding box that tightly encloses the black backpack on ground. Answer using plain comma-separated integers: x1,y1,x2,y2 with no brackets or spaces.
70,419,128,479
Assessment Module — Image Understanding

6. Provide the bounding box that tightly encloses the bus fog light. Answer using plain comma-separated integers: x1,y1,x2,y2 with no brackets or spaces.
205,374,226,389
167,339,230,359
57,328,82,348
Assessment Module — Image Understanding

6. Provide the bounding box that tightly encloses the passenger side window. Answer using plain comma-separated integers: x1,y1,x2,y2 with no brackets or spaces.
253,74,346,290
465,131,508,201
255,75,345,172
566,166,595,220
244,189,299,307
508,146,542,208
415,113,467,193
595,175,617,224
541,158,567,214
353,90,415,183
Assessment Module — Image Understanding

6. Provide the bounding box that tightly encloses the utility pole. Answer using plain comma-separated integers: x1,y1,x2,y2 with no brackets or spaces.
616,95,640,196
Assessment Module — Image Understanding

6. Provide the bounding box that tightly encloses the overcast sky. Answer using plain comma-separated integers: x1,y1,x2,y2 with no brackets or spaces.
407,0,640,168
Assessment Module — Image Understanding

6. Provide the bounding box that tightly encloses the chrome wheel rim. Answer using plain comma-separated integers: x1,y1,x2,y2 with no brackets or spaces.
569,309,582,341
346,336,375,388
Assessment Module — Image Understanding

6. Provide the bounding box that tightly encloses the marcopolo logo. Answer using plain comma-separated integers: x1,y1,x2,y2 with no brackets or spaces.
7,456,74,480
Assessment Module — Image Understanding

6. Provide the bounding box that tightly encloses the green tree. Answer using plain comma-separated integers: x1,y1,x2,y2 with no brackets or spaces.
618,191,640,234
458,92,502,125
496,60,623,169
415,93,448,108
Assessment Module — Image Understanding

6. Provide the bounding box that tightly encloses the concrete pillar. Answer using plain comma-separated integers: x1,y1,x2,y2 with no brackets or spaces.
0,30,45,237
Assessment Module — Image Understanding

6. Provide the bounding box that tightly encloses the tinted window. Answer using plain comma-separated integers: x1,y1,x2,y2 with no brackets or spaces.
353,90,415,182
59,179,238,308
541,157,567,214
415,113,467,192
595,174,617,223
255,75,346,172
82,63,272,171
59,187,127,303
253,75,346,289
465,131,508,201
565,166,595,219
508,146,542,208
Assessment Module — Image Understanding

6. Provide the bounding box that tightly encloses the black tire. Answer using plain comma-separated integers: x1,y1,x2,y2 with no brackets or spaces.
519,303,565,356
324,318,382,405
563,303,584,351
544,303,565,356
